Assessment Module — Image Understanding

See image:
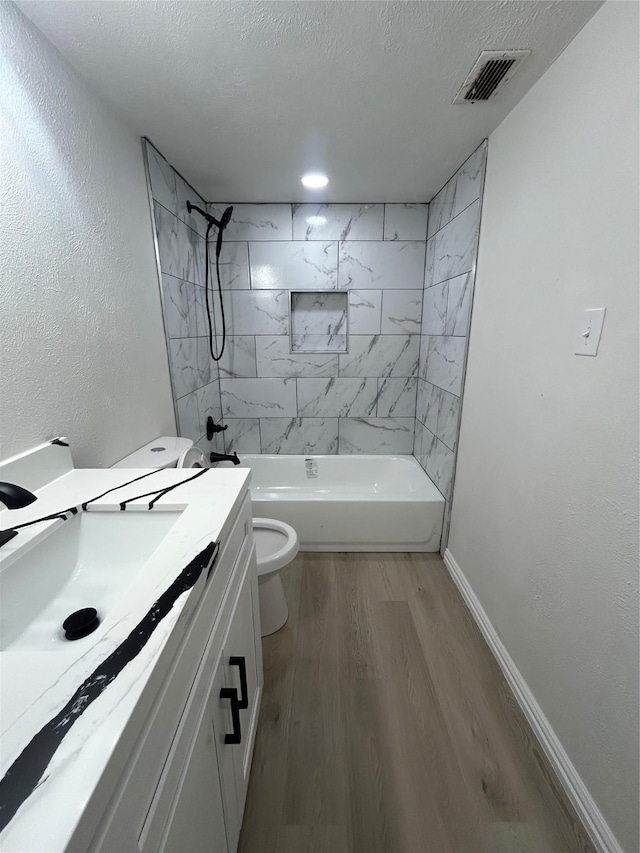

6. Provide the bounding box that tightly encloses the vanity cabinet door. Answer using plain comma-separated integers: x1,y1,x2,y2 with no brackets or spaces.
160,687,228,853
215,550,261,852
223,548,261,811
210,649,242,853
137,644,231,853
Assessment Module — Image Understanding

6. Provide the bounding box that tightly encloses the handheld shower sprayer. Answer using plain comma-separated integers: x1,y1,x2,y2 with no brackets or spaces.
186,202,234,363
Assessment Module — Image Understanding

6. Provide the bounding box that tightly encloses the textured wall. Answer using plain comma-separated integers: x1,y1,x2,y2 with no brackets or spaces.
202,202,429,455
0,4,175,467
448,4,639,850
415,143,487,547
144,140,225,458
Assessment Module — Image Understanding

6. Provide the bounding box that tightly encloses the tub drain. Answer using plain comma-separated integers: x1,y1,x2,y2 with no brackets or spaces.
63,607,100,641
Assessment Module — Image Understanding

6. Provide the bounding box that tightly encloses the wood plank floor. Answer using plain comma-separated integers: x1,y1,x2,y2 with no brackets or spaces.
239,553,594,853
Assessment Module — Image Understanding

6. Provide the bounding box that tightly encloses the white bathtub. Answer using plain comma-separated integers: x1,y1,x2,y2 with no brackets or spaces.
225,455,444,552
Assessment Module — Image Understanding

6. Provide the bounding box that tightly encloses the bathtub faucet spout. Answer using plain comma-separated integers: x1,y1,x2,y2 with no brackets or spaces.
210,452,241,466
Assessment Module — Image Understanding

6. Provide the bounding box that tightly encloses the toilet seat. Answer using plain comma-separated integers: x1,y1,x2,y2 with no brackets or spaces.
177,447,210,469
253,518,299,577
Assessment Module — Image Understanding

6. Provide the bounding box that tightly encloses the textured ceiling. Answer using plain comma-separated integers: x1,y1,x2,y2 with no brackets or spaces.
17,0,602,202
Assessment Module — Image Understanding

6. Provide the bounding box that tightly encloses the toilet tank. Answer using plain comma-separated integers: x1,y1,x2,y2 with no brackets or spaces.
111,437,193,469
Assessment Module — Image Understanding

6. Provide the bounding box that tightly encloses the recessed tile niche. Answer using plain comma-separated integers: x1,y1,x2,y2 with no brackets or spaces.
290,291,348,353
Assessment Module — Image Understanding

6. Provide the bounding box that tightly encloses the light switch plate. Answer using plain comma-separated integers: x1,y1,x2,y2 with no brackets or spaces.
575,308,606,356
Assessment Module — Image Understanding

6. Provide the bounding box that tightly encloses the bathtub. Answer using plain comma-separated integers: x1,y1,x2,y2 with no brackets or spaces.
225,455,444,552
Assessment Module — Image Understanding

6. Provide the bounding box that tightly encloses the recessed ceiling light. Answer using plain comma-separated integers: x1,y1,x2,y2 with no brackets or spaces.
301,173,329,189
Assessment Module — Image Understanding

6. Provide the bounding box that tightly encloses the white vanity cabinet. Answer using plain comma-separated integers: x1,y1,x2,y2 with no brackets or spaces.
90,492,262,853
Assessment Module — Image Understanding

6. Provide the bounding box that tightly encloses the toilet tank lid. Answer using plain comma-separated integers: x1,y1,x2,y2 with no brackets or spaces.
111,437,194,469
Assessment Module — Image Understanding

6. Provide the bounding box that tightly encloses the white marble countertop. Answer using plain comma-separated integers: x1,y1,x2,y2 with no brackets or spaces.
0,464,251,852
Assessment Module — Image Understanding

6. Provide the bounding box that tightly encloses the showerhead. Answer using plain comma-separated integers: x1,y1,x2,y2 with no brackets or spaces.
186,201,233,232
219,205,233,229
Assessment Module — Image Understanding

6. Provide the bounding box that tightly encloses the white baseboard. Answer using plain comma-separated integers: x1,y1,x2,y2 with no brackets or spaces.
442,548,623,853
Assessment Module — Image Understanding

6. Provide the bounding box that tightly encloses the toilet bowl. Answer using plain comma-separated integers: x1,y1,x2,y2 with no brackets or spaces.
253,518,299,636
113,438,299,638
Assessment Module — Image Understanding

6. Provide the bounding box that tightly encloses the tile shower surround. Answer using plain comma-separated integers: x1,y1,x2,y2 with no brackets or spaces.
146,138,486,524
145,140,225,458
203,200,430,457
415,142,487,544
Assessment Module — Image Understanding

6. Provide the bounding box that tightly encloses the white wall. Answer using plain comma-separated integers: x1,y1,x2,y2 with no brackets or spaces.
448,3,639,851
0,2,175,468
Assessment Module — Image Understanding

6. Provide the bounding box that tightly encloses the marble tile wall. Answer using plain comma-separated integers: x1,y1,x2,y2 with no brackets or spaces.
144,140,225,457
206,201,429,455
416,141,487,546
145,137,485,532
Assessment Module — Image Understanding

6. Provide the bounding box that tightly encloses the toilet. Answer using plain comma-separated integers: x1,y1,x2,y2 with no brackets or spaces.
252,518,299,636
112,437,299,637
111,436,194,469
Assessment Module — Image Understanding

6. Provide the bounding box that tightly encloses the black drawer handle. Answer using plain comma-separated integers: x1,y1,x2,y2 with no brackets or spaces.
220,688,242,744
229,656,248,709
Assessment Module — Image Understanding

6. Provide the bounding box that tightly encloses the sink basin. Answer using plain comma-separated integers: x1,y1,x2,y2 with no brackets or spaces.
0,511,182,651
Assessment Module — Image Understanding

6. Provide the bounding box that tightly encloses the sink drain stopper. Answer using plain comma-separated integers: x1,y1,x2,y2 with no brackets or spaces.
63,608,100,641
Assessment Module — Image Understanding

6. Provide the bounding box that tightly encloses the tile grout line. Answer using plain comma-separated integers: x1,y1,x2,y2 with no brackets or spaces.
427,194,482,242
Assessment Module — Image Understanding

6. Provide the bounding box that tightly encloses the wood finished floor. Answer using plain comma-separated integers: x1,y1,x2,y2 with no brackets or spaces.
239,553,594,853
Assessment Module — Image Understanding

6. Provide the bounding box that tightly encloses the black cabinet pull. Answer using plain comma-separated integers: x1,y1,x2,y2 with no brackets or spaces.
229,656,249,709
220,688,242,744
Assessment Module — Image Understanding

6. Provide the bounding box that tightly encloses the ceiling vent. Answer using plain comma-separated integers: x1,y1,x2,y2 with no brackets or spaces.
453,50,530,104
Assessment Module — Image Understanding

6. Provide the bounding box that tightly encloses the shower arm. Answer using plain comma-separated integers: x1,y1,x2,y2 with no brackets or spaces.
186,201,230,231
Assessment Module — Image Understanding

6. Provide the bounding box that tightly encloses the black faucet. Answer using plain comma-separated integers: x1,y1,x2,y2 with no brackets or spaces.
210,452,241,465
0,482,37,510
0,482,38,548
